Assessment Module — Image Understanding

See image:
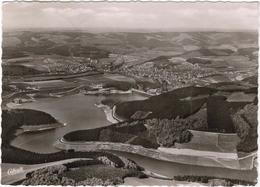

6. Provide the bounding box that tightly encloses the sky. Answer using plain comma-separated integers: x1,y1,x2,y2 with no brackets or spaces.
3,2,259,31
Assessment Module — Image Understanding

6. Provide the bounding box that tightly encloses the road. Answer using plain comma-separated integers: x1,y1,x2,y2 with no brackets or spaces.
55,138,257,170
14,71,103,82
123,177,202,186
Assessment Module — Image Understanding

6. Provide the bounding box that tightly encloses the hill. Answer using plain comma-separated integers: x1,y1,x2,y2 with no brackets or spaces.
115,86,215,120
3,31,257,60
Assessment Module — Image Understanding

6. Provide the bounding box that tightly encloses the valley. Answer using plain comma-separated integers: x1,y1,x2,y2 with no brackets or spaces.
2,30,258,186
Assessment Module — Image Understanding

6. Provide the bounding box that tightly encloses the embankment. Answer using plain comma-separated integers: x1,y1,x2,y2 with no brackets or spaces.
95,103,119,123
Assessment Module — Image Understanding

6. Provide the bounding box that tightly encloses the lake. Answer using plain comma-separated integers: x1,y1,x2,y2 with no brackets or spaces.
11,93,147,153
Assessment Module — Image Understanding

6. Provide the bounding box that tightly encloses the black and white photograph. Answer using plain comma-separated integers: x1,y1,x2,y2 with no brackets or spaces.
1,1,259,186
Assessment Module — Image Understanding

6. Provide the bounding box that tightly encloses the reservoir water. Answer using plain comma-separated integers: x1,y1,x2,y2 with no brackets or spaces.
11,93,146,153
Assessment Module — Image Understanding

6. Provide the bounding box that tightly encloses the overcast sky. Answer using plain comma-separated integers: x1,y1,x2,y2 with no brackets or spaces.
3,2,259,31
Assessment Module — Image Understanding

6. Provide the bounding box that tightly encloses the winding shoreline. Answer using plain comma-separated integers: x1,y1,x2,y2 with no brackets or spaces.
95,103,119,123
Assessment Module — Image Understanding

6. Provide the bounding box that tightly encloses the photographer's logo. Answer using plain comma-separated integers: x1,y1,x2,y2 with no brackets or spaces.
7,167,24,176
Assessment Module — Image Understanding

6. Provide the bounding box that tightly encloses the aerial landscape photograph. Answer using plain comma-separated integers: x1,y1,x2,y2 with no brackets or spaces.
1,1,259,186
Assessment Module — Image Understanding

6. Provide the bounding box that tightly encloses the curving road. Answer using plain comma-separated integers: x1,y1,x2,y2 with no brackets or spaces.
55,138,257,170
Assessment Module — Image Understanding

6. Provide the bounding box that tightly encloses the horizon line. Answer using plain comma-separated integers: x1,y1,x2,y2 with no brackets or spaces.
3,27,258,33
